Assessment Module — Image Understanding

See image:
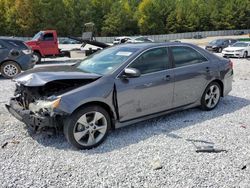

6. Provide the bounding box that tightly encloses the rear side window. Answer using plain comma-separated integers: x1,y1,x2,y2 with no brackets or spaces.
43,33,54,41
171,46,207,68
6,40,28,49
129,47,170,74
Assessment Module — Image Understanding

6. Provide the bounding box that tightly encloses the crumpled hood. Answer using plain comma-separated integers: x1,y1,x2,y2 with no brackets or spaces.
14,65,101,87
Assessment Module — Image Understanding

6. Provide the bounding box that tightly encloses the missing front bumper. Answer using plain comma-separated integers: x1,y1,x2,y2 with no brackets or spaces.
5,98,56,129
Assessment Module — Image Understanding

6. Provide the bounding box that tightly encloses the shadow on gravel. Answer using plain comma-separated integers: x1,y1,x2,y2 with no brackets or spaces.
29,95,250,153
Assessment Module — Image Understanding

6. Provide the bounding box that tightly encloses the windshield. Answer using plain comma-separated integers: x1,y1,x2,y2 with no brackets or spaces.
32,31,44,40
77,46,139,75
232,42,248,47
209,39,223,45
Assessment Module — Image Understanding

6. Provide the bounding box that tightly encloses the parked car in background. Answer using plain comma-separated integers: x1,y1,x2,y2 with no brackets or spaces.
234,31,245,35
6,43,233,149
25,30,70,63
222,42,250,58
126,36,154,43
193,34,203,39
0,38,34,78
205,39,237,53
113,36,131,45
58,38,83,51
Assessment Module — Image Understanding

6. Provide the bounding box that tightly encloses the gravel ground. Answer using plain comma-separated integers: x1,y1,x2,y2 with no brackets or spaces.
0,55,250,188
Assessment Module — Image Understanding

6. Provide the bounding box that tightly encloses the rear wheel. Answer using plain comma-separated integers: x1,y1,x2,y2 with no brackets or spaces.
33,52,41,63
201,82,221,111
64,105,111,149
0,61,21,78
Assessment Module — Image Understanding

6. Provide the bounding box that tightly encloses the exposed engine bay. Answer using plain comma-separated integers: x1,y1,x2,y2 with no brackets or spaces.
14,79,94,111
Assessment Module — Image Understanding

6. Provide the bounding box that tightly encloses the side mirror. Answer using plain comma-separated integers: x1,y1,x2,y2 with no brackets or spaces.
122,68,141,78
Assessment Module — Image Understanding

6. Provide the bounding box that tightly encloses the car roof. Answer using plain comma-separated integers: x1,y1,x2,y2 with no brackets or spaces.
116,42,195,49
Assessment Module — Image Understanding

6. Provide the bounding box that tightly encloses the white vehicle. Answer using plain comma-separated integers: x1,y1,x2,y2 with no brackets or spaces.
222,42,250,58
58,38,83,51
113,36,131,45
126,36,154,43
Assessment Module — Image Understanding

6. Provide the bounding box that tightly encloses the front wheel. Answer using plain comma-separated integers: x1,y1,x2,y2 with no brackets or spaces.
64,105,111,149
33,52,41,63
1,61,21,78
201,82,221,111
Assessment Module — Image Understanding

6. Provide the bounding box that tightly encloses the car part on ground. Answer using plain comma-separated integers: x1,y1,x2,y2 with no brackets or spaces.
0,37,35,78
6,43,233,149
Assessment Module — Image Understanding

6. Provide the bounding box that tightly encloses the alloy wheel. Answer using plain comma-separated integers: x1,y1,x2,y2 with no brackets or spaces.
205,84,220,109
73,111,108,146
3,64,18,77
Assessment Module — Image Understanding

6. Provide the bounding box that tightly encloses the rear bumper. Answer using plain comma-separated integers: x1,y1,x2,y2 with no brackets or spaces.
223,70,233,96
5,98,56,129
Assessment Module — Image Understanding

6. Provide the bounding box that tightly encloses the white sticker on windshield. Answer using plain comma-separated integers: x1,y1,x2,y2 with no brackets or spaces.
116,51,132,56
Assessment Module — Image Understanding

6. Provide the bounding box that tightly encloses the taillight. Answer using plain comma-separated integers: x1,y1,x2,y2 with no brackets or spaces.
229,60,233,69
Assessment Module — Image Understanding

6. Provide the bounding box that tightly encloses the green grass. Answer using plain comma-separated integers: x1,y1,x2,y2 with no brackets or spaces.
238,38,250,42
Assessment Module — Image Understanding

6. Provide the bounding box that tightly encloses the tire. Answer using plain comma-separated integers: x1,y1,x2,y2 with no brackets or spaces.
0,61,21,79
243,51,248,58
33,52,41,63
64,105,111,149
201,82,221,111
218,47,222,53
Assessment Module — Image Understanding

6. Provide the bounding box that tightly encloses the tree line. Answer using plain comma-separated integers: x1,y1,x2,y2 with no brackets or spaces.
0,0,249,37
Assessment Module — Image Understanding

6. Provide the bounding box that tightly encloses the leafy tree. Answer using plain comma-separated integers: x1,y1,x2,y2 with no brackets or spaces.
102,0,138,36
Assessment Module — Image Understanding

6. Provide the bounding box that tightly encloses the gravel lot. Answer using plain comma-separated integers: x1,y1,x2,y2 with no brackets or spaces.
0,54,250,187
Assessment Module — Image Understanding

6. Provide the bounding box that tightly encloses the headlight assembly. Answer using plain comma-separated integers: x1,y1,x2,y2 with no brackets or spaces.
29,97,61,113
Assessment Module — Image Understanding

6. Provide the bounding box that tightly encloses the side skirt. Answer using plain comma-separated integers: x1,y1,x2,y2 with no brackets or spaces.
115,102,199,129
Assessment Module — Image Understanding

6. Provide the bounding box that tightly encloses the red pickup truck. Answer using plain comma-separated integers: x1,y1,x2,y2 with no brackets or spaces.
25,30,70,63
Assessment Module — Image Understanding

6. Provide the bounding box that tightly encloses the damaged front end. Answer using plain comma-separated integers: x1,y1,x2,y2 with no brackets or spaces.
6,78,97,132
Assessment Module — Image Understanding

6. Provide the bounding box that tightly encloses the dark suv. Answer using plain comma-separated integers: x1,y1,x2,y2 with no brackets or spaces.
205,39,237,53
0,38,35,78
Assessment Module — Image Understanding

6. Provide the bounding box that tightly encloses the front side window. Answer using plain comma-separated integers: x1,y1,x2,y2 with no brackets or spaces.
129,47,170,74
171,46,207,68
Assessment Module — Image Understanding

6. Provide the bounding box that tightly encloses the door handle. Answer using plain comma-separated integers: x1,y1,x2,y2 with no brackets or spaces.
144,83,153,87
206,67,210,73
164,75,171,81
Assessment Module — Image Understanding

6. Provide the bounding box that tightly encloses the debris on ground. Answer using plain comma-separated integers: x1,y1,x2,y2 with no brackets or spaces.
1,140,20,149
1,142,8,149
195,146,227,153
186,139,227,153
151,159,163,170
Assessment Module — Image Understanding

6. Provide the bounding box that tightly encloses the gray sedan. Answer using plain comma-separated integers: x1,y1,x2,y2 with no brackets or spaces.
6,43,233,149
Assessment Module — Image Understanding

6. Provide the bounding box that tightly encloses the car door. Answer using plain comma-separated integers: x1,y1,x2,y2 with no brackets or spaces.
170,46,212,108
39,32,58,55
0,41,7,62
115,47,174,122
